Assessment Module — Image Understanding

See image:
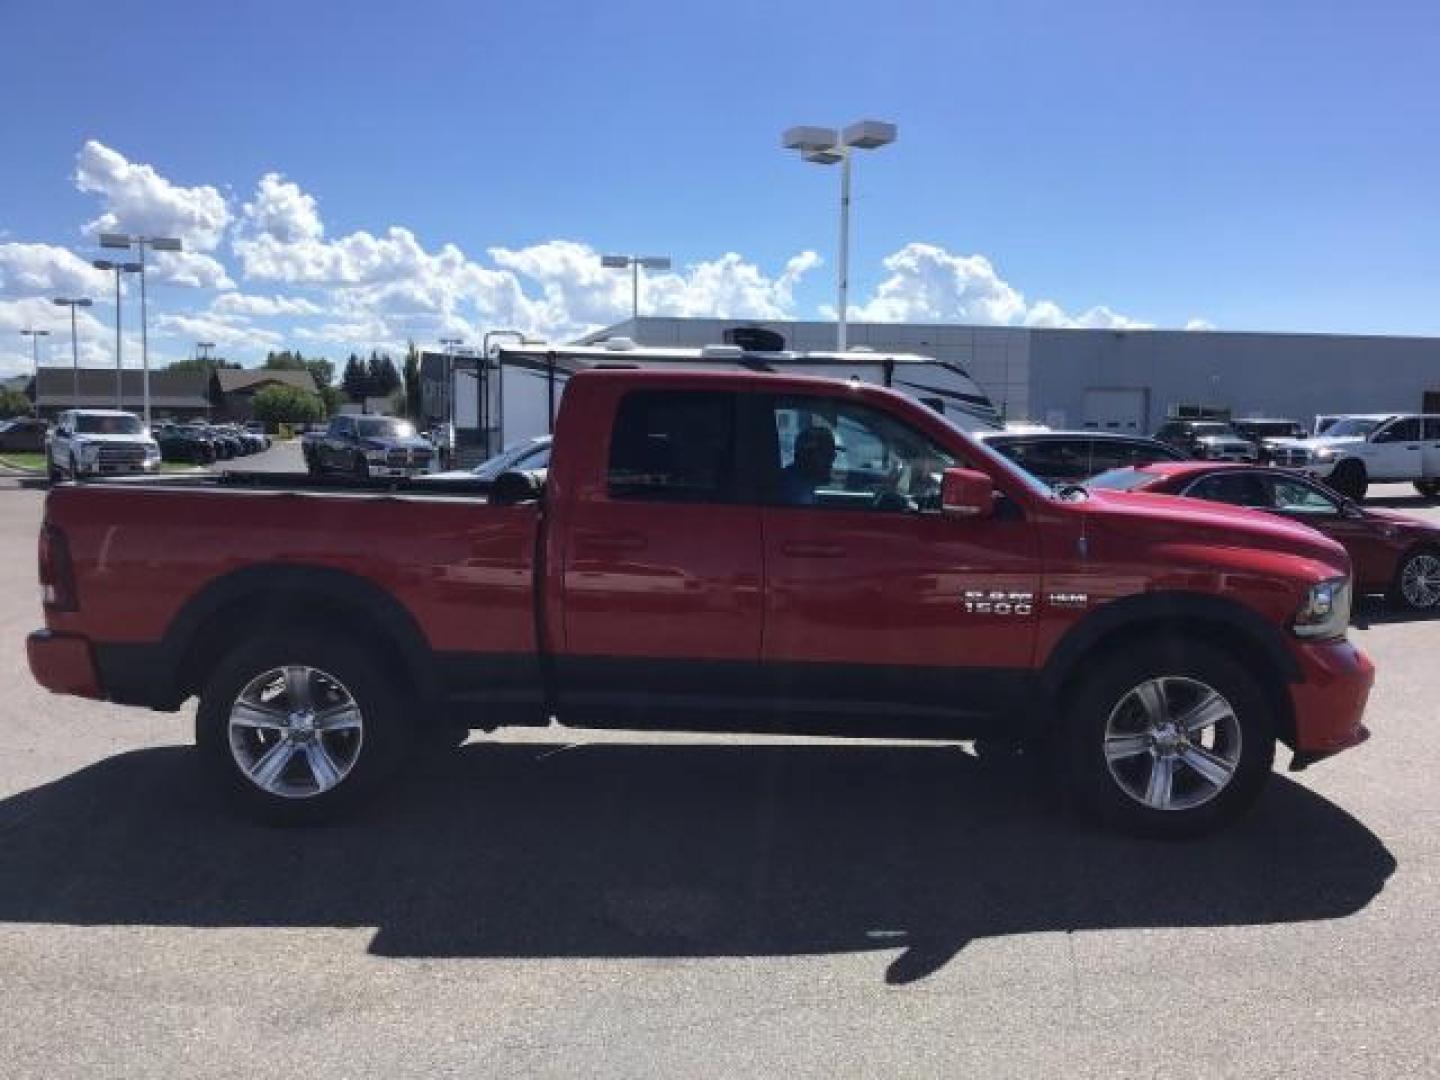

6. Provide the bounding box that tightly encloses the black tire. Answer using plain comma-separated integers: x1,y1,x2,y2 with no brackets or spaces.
1330,460,1367,502
303,448,321,476
353,453,370,480
1059,641,1275,840
46,450,63,483
1414,480,1439,500
1391,547,1440,612
195,628,414,824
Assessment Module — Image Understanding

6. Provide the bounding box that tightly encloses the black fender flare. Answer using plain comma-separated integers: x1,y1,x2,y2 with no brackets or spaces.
162,563,440,704
1040,590,1302,701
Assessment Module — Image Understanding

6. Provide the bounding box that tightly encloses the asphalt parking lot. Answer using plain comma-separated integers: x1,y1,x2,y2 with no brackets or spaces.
0,481,1437,1078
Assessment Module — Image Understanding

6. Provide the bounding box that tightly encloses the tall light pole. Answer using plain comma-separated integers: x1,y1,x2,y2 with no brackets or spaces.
196,341,216,363
19,330,50,414
93,258,142,409
99,233,183,427
782,119,897,351
601,254,672,323
52,298,93,405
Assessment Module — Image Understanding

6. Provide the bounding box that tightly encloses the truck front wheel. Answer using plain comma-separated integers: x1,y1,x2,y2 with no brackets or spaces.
196,630,412,823
1060,642,1275,839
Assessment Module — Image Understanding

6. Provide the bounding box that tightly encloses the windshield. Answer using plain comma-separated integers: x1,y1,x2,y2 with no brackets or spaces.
1323,417,1383,438
356,418,416,439
75,414,144,435
1088,468,1163,491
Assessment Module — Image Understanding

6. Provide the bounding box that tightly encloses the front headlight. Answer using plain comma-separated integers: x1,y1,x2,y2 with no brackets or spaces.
1312,447,1336,461
1293,576,1351,640
79,442,101,461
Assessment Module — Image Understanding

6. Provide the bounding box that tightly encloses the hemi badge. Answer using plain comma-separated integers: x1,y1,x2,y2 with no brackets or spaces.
1048,592,1089,608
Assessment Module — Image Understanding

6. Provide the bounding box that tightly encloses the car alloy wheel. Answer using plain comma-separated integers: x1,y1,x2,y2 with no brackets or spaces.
1400,553,1440,610
1102,676,1242,812
227,664,364,799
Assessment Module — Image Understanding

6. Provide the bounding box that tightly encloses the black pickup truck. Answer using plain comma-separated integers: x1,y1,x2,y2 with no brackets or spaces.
301,415,435,478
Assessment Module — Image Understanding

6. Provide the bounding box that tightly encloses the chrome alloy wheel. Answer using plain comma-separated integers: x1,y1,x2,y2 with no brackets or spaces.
1103,677,1242,812
1401,554,1440,609
227,665,364,799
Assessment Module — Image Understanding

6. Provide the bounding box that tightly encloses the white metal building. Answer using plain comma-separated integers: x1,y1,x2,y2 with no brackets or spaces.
585,318,1440,433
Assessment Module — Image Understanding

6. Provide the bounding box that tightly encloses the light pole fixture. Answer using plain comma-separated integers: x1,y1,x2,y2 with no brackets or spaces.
196,341,216,362
100,233,183,426
19,329,50,413
92,258,143,408
781,119,897,352
53,298,93,405
601,254,672,322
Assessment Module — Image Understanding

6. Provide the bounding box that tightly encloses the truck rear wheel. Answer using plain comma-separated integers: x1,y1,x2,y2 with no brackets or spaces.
1414,480,1439,500
196,629,412,823
1060,642,1275,839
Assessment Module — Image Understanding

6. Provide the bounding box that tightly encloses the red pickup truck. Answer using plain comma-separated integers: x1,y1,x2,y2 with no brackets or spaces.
28,368,1374,837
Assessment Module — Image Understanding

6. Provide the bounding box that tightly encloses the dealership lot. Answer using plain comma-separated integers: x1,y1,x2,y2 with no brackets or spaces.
1,481,1437,1077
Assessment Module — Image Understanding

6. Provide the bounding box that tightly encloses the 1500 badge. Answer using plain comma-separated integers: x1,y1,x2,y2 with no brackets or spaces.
962,590,1035,615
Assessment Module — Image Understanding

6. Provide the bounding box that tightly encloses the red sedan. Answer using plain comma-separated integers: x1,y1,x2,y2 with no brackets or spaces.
1091,461,1440,611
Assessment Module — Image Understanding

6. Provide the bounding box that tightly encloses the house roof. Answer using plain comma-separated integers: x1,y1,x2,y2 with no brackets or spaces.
214,368,318,394
34,367,212,409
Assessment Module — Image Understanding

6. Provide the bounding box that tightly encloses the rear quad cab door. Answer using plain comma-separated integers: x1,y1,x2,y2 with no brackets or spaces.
555,388,765,725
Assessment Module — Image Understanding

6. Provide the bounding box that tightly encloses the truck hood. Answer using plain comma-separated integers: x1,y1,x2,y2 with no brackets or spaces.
362,435,433,451
69,433,156,445
1081,488,1349,570
1271,434,1365,451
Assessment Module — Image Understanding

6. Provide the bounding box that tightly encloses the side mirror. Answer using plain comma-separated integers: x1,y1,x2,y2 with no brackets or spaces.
940,467,995,520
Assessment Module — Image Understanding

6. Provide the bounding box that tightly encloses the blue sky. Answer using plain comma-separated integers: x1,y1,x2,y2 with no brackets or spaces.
2,0,1438,376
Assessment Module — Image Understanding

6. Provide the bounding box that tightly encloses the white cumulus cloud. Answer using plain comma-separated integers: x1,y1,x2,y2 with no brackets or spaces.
211,292,325,318
849,242,1151,329
155,312,283,350
0,242,113,298
75,140,232,288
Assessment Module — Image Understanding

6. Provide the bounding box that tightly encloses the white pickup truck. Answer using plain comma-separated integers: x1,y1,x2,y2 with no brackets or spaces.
46,409,161,481
1268,413,1440,500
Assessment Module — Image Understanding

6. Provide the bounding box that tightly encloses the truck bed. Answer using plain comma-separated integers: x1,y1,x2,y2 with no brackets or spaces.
40,476,543,712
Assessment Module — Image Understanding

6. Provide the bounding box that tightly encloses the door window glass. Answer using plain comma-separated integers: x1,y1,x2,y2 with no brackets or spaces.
1424,418,1440,440
1270,477,1340,515
1378,418,1421,442
766,396,956,511
607,391,736,503
1185,472,1269,508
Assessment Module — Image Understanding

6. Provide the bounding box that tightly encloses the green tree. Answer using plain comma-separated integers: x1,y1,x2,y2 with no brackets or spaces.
251,384,324,428
0,386,31,418
167,357,240,379
402,341,421,420
365,351,401,398
264,350,331,392
341,354,369,401
318,384,347,418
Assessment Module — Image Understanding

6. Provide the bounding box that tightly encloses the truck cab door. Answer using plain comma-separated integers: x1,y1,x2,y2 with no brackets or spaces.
1423,418,1440,480
754,393,1040,735
1369,418,1422,480
555,388,765,728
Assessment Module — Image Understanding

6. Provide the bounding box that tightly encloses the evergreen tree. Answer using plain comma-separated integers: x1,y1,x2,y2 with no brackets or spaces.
341,354,369,401
402,341,421,420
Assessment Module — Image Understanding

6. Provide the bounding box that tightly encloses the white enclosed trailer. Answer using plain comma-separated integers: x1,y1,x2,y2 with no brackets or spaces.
470,338,1002,457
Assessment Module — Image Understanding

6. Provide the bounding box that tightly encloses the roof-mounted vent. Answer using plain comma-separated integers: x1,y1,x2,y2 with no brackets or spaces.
722,326,787,352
